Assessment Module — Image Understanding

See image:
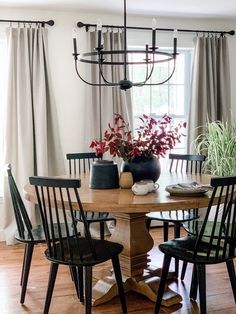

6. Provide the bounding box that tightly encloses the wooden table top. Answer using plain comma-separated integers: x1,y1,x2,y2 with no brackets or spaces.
24,172,213,213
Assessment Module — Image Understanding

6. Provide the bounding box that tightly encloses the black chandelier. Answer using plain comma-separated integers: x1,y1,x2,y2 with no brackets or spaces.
72,0,178,91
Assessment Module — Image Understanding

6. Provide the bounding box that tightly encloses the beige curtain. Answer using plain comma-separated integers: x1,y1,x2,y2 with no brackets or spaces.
83,29,133,150
188,35,231,152
1,25,63,244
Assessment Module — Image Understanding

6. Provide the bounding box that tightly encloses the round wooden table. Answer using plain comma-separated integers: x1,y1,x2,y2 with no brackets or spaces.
24,172,213,307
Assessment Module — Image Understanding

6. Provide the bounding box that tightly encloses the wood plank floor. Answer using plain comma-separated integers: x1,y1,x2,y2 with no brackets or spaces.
0,227,235,314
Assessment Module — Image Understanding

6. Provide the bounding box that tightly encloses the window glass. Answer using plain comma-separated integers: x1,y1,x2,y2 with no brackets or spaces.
130,48,192,155
151,85,168,115
132,85,150,115
168,85,185,115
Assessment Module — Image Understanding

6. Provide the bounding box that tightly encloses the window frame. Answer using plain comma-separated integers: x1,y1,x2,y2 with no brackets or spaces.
130,46,193,154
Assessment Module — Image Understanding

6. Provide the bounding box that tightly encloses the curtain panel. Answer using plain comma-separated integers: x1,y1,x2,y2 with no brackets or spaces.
1,25,62,244
82,29,133,151
188,35,231,152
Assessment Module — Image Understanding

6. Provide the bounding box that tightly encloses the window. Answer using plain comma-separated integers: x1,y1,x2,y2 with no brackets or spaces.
130,48,192,155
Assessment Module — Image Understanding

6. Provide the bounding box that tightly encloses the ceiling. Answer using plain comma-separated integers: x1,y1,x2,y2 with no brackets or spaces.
0,0,236,19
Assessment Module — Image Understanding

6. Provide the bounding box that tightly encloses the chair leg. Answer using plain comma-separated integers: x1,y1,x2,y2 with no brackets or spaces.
174,223,181,278
174,222,181,239
197,264,206,314
112,255,127,314
190,264,198,300
100,221,105,240
146,217,151,231
20,243,34,304
78,266,84,303
20,245,27,285
44,263,59,314
70,266,84,302
181,261,188,280
226,260,236,303
163,222,169,242
69,265,75,282
87,220,90,229
155,254,171,314
84,266,92,314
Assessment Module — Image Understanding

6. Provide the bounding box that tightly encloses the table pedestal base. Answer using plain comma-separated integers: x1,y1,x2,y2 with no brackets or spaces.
92,212,182,307
92,266,182,307
92,275,182,307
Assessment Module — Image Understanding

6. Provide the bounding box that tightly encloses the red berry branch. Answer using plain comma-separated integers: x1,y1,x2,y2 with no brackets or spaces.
90,113,186,161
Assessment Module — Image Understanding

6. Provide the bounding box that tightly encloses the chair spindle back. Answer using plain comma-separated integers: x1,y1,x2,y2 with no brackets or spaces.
169,154,206,174
66,153,102,175
194,175,236,261
29,176,97,262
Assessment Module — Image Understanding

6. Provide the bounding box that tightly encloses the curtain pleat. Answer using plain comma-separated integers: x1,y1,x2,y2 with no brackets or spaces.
1,25,63,244
188,35,231,152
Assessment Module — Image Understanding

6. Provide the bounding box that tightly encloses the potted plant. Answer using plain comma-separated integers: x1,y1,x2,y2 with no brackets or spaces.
90,113,186,182
194,120,236,176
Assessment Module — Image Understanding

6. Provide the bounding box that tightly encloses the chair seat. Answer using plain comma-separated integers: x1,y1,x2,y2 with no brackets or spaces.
147,210,199,223
159,235,235,264
76,211,115,223
183,220,215,236
45,237,123,266
183,220,234,239
15,225,45,243
15,223,76,243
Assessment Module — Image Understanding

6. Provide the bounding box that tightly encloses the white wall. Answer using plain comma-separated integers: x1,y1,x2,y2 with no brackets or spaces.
0,8,236,172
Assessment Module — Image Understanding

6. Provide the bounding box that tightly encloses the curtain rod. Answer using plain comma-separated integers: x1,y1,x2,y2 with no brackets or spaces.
77,21,235,36
0,19,54,26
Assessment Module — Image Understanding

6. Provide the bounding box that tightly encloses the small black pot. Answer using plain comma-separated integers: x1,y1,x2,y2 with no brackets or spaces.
89,160,119,189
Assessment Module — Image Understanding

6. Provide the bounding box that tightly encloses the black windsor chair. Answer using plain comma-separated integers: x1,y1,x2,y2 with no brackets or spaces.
6,164,77,304
66,152,116,240
146,154,206,278
155,175,236,313
29,176,127,314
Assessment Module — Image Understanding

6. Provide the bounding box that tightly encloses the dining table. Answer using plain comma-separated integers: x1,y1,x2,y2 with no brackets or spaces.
23,171,214,307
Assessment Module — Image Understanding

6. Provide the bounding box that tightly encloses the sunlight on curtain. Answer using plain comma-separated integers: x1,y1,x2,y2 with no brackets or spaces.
0,38,8,196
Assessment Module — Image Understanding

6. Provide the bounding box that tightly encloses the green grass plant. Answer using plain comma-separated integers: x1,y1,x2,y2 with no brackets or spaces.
194,121,236,176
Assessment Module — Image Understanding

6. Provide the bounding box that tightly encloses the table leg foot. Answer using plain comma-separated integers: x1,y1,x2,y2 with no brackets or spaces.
131,276,182,306
92,276,132,306
92,274,182,307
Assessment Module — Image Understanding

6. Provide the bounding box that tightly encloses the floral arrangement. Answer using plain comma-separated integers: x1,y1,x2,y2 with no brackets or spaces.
90,113,186,161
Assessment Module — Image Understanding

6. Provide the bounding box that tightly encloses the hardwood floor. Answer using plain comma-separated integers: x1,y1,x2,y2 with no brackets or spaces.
0,227,235,314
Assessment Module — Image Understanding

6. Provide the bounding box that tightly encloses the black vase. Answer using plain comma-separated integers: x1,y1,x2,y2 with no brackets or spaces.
121,156,161,183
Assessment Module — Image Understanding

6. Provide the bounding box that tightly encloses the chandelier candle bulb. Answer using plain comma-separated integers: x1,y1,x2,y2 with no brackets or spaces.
152,29,156,50
101,31,104,46
72,28,78,56
152,18,157,50
173,28,178,38
145,44,149,61
152,18,157,29
96,19,102,31
96,19,103,49
173,29,178,56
